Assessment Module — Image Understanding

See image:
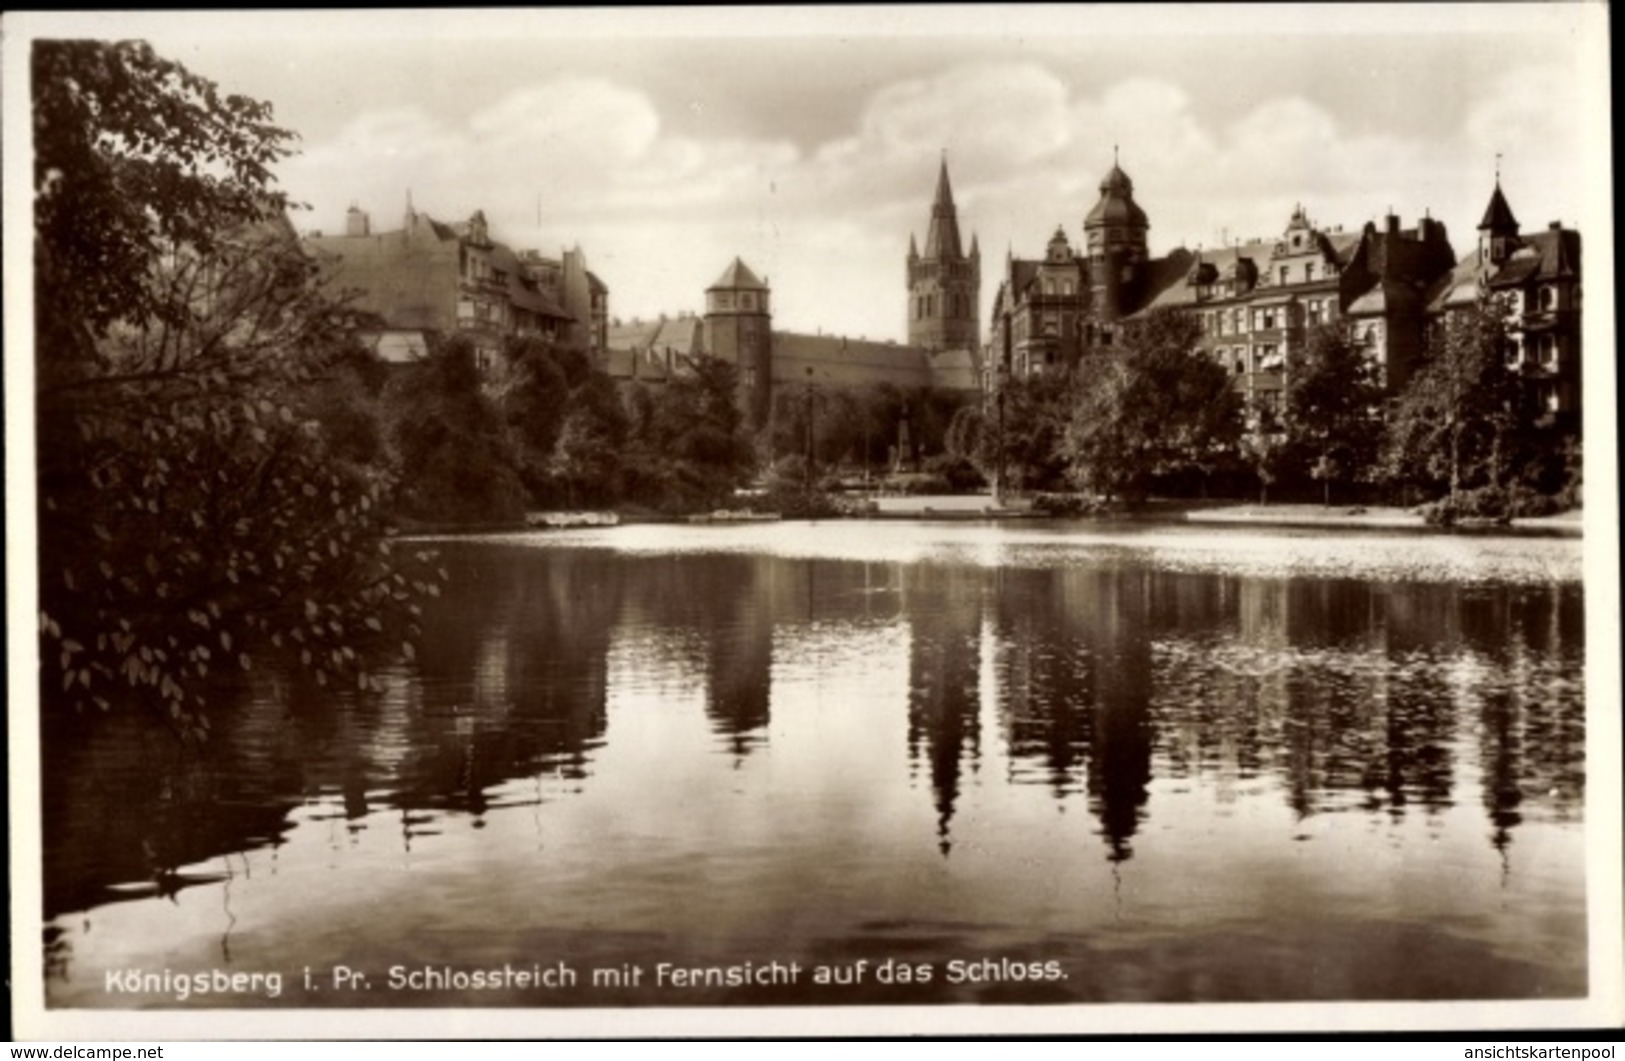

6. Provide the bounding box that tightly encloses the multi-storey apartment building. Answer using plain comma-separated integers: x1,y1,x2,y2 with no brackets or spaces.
1426,182,1583,428
304,201,606,369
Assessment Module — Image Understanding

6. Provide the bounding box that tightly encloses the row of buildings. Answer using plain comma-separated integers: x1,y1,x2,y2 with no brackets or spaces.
988,158,1582,426
302,154,1581,437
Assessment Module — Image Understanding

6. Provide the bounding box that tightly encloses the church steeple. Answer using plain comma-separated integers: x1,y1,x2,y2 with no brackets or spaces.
923,154,964,260
908,154,980,351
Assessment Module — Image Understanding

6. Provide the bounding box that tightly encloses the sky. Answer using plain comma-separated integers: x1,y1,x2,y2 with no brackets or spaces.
15,6,1610,344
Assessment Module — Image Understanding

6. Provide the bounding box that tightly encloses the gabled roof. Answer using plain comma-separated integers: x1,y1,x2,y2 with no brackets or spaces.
1425,255,1484,313
1495,228,1581,283
1128,248,1198,315
605,315,705,357
602,346,672,382
305,227,459,331
1347,278,1422,317
708,257,768,292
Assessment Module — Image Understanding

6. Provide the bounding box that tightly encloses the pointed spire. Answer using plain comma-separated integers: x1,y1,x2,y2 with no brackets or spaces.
969,232,980,258
922,155,965,260
934,150,955,210
909,232,919,259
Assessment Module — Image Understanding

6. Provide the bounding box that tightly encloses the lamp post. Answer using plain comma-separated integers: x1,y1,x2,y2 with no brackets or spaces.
994,306,1012,507
804,366,815,497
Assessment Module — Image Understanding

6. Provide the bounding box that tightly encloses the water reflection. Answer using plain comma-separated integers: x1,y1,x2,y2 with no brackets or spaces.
42,534,1587,1003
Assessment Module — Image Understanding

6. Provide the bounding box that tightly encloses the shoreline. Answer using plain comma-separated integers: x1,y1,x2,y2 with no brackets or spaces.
396,499,1582,539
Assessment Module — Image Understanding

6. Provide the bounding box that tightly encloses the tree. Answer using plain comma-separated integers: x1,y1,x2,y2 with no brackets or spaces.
382,336,528,523
624,356,755,511
549,373,630,507
1238,402,1290,505
1283,323,1382,506
34,40,436,737
1063,308,1242,503
1382,295,1524,514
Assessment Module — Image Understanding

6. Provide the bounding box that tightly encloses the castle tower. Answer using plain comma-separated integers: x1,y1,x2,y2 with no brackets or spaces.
1083,152,1150,323
703,257,773,429
908,156,981,351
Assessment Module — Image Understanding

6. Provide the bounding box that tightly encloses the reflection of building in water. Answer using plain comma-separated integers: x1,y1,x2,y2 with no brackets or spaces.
702,557,774,760
1476,583,1585,858
993,567,1096,798
1085,570,1154,863
987,565,1154,862
905,566,985,856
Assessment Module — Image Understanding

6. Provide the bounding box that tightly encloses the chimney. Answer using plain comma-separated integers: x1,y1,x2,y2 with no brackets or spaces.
1549,221,1563,232
346,205,370,237
1385,214,1399,235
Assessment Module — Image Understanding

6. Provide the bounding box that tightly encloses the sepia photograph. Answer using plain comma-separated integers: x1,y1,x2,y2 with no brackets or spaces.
6,5,1618,1039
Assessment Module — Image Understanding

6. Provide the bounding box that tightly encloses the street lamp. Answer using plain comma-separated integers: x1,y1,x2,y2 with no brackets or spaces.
804,366,815,497
994,306,1012,507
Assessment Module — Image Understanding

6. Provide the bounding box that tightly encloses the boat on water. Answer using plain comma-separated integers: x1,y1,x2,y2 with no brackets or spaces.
685,510,782,524
525,511,621,529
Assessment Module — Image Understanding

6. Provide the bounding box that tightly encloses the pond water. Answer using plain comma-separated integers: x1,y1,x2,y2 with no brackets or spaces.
41,521,1587,1007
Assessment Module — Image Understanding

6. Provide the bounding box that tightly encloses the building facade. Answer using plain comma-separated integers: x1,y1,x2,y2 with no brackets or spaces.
1426,182,1582,428
304,201,605,369
990,157,1584,434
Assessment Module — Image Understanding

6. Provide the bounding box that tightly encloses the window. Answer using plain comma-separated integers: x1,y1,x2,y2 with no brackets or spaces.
1233,309,1246,334
1541,335,1558,366
1307,299,1323,326
1279,266,1289,286
1305,262,1316,283
1540,286,1557,311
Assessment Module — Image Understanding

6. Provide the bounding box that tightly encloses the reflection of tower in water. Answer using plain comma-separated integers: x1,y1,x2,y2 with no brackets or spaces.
905,567,984,856
702,557,774,762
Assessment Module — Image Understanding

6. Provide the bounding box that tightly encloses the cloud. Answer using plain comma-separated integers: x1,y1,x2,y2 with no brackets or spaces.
276,50,1594,343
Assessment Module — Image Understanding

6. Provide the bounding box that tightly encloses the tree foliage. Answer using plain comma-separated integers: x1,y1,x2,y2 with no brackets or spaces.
1382,295,1524,506
1283,323,1383,505
34,40,436,737
383,336,528,523
1063,308,1241,502
623,356,755,511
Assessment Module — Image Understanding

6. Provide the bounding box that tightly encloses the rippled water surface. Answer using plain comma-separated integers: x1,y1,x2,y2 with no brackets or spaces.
42,522,1587,1007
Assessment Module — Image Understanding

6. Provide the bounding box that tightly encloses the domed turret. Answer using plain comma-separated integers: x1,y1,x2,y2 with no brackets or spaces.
1083,151,1150,322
